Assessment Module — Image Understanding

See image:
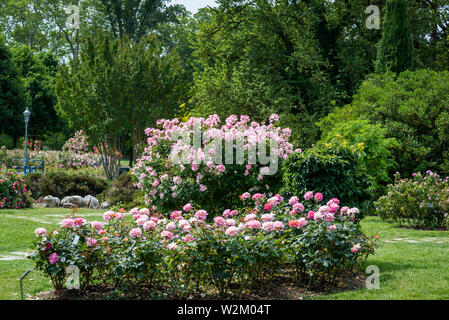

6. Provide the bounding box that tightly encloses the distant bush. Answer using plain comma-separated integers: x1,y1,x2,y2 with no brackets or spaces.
281,137,372,211
319,70,449,176
0,168,32,209
104,172,140,209
374,171,449,229
24,171,109,199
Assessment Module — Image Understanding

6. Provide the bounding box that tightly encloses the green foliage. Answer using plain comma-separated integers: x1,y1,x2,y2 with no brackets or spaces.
281,137,372,209
319,69,449,176
375,171,449,229
104,172,139,209
0,35,27,148
318,119,398,197
24,171,109,199
376,0,414,74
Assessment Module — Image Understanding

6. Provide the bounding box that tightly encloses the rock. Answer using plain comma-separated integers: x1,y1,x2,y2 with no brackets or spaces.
83,195,100,209
61,196,83,206
63,203,75,209
100,201,110,209
43,195,60,208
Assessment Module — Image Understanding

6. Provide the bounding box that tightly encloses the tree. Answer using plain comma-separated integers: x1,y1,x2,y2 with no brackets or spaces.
12,45,63,141
0,36,26,148
55,33,185,179
375,0,414,73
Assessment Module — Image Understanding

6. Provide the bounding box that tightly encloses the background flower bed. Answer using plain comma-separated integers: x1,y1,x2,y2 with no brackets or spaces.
0,167,32,209
30,191,377,296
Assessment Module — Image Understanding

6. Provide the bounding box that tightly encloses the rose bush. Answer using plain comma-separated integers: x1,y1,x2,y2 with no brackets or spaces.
132,114,294,217
0,167,32,209
30,191,377,296
374,171,449,229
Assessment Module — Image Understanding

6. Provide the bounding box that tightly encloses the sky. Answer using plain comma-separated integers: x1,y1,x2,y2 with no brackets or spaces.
170,0,218,14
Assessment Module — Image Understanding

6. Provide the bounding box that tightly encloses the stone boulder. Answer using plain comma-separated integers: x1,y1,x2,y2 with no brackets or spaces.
83,195,100,209
100,201,110,209
43,195,60,208
61,196,84,207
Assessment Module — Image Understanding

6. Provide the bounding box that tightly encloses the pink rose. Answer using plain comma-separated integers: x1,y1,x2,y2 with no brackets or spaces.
49,253,59,265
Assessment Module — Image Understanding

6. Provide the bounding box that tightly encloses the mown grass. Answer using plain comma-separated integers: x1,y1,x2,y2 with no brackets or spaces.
1,209,448,300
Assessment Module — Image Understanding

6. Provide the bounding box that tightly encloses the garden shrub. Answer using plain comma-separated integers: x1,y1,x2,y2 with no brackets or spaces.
29,171,109,199
23,172,43,199
132,114,294,217
319,69,449,176
30,191,377,296
281,137,372,211
0,167,32,209
318,119,398,198
103,172,139,209
374,171,449,229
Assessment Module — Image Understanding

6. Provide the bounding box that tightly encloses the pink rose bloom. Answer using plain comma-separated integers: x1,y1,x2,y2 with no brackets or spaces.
116,212,124,220
304,191,314,200
293,203,305,212
129,228,142,238
244,219,261,229
314,212,324,221
152,179,160,187
199,184,208,192
191,162,199,171
133,214,141,220
129,207,139,215
183,203,192,212
167,243,179,250
307,211,315,219
62,218,75,228
252,193,265,201
261,213,275,222
329,203,339,213
183,225,192,232
340,206,349,214
195,210,208,221
290,209,297,216
329,198,340,205
289,196,299,205
74,217,86,226
351,243,362,253
262,222,275,232
136,217,148,226
297,218,308,228
314,192,324,202
91,221,103,230
328,224,337,231
244,213,257,221
178,219,190,227
49,253,59,265
226,219,236,227
225,226,238,236
217,164,226,173
139,208,150,215
143,220,157,231
34,228,47,237
103,211,115,221
161,230,174,239
166,222,176,230
325,213,335,222
240,192,251,200
184,234,194,242
273,221,284,230
264,203,272,211
222,209,231,218
213,216,226,227
86,238,97,247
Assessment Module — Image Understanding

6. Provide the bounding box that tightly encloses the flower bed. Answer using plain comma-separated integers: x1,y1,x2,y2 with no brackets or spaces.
0,168,32,209
30,191,377,296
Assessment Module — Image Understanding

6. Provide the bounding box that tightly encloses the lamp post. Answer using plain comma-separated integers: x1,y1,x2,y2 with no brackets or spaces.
23,108,31,173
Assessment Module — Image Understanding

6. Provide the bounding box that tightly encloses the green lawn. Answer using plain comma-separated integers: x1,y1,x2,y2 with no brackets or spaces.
1,209,448,300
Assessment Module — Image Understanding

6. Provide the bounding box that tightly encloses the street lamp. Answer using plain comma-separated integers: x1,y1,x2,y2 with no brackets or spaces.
23,108,31,173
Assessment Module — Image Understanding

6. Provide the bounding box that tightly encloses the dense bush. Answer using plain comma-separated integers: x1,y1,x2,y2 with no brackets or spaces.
374,171,449,229
132,114,293,217
319,70,449,176
0,167,32,209
30,191,377,296
24,171,109,199
103,172,141,210
318,120,398,198
281,137,372,211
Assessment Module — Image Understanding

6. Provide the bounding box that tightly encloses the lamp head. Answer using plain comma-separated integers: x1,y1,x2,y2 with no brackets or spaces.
23,108,31,123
